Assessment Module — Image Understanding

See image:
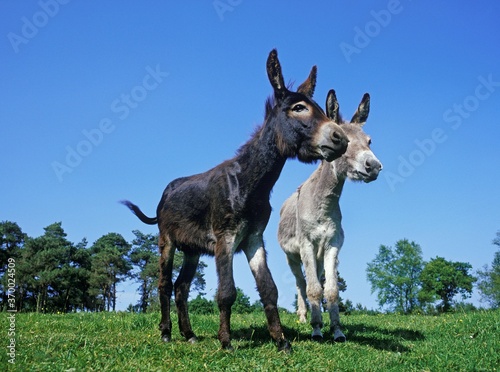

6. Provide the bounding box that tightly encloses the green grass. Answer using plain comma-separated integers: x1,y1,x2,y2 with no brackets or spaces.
1,309,499,371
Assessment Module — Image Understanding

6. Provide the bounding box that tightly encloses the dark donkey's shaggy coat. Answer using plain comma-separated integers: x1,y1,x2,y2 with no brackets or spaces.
122,49,348,352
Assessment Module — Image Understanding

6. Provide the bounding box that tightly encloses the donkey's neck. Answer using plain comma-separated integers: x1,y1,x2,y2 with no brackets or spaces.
232,121,287,200
314,160,346,203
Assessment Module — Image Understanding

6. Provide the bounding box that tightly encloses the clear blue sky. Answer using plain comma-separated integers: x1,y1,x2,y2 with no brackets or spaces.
1,1,499,311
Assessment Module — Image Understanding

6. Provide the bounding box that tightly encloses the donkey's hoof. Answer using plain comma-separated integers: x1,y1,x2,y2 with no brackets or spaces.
277,339,292,354
187,336,198,344
312,334,324,342
333,329,346,343
221,343,234,352
161,335,171,343
334,335,346,343
311,328,323,342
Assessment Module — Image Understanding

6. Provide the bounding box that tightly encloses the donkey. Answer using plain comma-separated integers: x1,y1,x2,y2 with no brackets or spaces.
121,50,349,352
277,89,382,342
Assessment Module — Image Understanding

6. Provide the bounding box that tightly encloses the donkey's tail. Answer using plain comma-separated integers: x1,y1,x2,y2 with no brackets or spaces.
120,200,158,225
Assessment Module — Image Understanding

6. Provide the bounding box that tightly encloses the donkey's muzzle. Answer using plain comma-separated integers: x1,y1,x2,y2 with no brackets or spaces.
364,158,382,182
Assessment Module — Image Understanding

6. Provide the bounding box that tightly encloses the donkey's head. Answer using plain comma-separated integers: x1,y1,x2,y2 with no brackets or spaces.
326,89,382,182
266,50,348,163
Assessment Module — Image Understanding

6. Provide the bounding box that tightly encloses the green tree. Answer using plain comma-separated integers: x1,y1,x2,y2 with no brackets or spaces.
189,294,215,315
89,233,132,311
232,287,253,314
251,299,263,312
129,231,208,313
18,223,77,312
212,287,255,314
333,273,348,312
477,231,500,308
172,251,208,297
366,239,424,313
129,230,159,313
58,238,91,312
419,256,476,313
0,221,26,311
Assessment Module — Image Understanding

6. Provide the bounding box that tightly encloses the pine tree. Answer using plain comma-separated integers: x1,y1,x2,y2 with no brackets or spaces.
0,221,26,311
89,233,132,311
130,230,159,313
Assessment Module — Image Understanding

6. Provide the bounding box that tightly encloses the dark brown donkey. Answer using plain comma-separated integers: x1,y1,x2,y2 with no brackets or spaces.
121,49,348,352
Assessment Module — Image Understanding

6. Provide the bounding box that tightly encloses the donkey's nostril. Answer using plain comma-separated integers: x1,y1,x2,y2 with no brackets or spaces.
366,158,382,175
327,129,348,158
332,131,348,145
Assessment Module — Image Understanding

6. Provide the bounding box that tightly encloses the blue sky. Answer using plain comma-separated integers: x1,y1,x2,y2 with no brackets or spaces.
1,1,499,311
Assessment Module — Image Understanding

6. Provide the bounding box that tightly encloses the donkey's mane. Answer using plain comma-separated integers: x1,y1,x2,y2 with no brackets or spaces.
264,80,295,117
264,95,275,118
235,96,275,158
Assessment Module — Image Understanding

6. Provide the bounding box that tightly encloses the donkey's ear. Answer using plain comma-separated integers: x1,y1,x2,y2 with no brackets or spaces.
266,49,287,100
297,66,317,98
351,93,370,124
325,89,340,123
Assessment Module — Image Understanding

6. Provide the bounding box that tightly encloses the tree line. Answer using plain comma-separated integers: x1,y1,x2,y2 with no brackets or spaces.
1,220,499,314
0,220,267,315
0,221,207,313
365,236,500,313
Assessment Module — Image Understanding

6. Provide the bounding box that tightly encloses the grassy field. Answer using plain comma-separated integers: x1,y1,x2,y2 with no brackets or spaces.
1,309,499,371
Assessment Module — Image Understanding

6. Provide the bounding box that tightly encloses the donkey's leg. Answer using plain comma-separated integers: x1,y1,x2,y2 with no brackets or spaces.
158,235,176,342
286,254,308,323
174,252,200,343
244,235,291,352
214,234,237,350
300,243,324,341
324,246,346,342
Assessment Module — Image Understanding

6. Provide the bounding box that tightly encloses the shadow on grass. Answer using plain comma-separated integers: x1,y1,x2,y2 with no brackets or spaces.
341,323,424,352
228,322,424,353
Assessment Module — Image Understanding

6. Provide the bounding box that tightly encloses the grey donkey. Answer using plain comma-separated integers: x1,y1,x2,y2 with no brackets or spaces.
278,89,382,341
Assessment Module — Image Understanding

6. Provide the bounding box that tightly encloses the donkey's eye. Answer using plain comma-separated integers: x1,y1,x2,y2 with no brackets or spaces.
291,104,307,113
